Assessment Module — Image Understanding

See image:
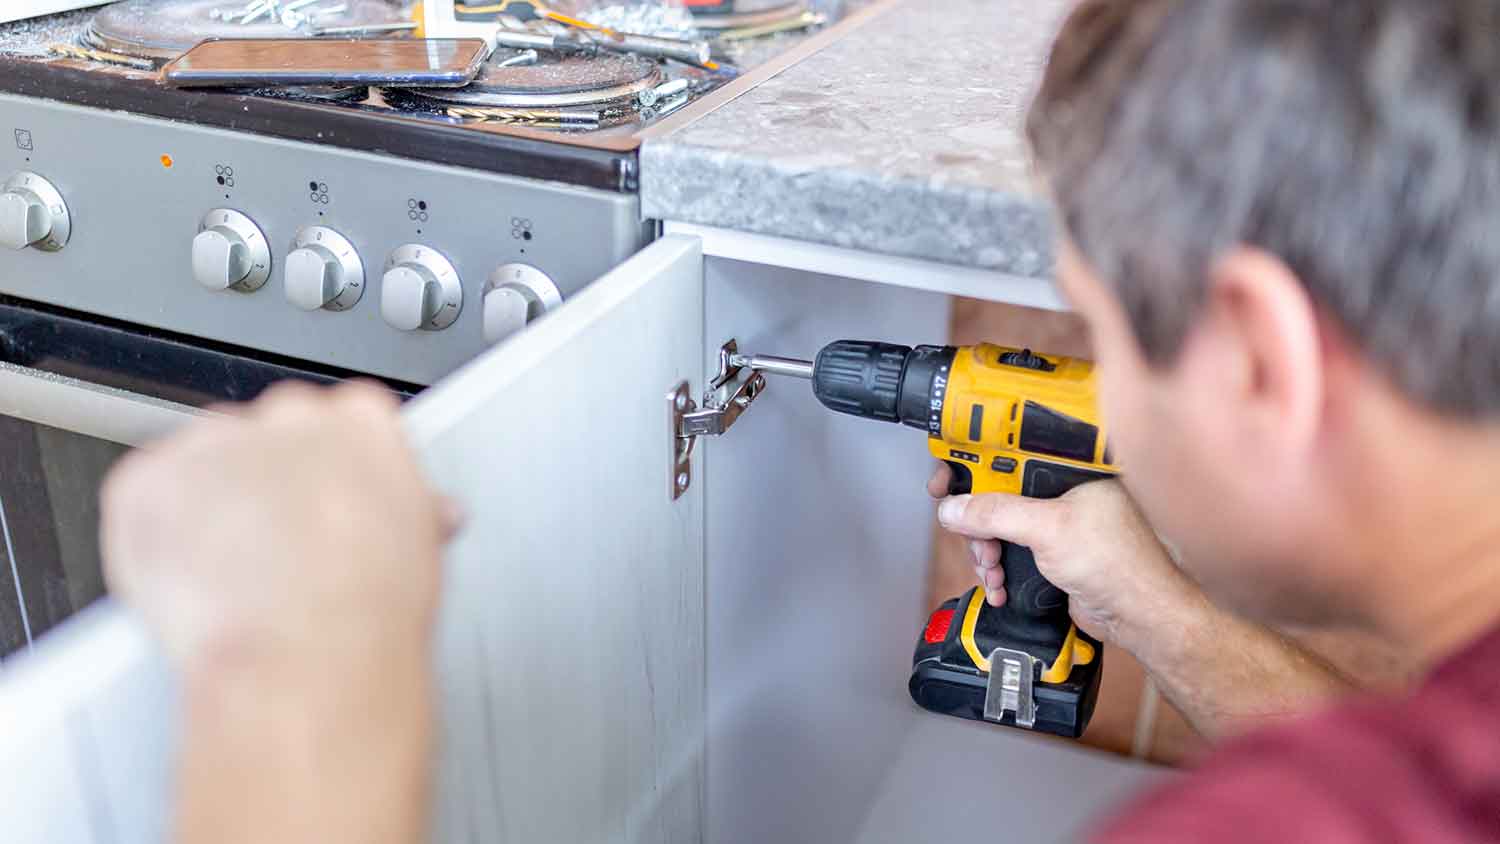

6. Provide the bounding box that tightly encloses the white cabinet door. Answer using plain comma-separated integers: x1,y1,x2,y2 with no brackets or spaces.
409,234,706,843
0,235,708,843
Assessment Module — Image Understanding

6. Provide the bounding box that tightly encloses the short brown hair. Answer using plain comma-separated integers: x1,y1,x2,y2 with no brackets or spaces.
1028,0,1500,415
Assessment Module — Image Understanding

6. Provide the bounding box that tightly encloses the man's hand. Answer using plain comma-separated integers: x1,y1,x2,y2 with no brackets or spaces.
103,380,454,672
928,465,1352,739
100,381,456,844
928,466,1195,652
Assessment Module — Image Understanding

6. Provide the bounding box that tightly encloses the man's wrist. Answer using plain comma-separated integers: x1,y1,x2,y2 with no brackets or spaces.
1108,566,1218,669
179,641,435,844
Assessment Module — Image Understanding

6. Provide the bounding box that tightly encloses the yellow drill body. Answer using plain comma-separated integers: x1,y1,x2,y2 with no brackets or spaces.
745,339,1123,736
928,344,1117,492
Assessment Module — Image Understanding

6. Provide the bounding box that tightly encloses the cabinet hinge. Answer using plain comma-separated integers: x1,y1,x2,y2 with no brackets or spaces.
668,340,768,501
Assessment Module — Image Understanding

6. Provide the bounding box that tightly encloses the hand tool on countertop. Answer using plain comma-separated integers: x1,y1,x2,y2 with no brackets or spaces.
310,20,419,36
421,0,721,69
574,26,714,68
736,340,1119,738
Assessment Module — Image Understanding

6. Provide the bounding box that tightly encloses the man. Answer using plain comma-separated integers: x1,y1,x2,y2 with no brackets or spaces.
101,0,1500,840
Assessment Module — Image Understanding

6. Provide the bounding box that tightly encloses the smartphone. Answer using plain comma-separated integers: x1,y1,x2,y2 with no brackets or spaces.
160,38,490,89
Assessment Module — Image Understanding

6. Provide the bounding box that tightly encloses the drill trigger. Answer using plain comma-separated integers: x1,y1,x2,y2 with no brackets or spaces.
944,459,974,496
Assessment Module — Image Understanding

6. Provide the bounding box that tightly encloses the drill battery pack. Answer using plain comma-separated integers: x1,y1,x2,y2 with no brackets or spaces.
908,587,1103,738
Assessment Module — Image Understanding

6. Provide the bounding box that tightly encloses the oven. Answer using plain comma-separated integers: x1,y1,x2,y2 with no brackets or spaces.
0,297,402,661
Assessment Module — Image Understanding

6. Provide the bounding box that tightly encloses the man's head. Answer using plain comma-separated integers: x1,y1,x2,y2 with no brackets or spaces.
1029,0,1500,625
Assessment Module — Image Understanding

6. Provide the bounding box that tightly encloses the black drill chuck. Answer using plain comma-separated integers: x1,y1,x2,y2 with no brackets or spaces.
811,340,956,433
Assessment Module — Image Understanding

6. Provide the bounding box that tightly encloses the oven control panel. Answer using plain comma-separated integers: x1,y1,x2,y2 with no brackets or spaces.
0,93,651,385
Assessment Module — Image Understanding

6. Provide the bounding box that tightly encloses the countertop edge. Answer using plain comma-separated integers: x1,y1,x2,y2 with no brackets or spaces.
641,141,1056,279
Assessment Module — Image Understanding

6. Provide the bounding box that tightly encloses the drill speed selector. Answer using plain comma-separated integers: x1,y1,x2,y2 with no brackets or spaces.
998,347,1057,372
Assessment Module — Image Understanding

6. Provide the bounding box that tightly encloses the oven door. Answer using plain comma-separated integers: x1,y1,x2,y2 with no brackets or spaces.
0,365,191,660
0,298,357,661
0,236,708,843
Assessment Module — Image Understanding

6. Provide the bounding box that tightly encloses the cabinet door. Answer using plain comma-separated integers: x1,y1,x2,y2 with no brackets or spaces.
409,235,706,843
0,235,707,843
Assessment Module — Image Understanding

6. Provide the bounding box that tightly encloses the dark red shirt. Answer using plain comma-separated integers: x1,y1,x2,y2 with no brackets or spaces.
1095,625,1500,843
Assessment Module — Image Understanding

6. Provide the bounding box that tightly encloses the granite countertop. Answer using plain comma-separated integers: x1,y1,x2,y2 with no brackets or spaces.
641,0,1069,276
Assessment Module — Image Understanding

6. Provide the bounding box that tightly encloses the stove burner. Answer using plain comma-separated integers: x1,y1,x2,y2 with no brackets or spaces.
689,1,811,31
410,50,662,110
84,0,404,61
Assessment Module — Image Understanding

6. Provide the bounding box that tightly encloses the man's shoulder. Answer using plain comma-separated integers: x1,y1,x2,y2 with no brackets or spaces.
1095,649,1500,843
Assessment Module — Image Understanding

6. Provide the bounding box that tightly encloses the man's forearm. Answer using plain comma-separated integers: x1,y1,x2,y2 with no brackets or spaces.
175,644,434,844
1123,583,1354,741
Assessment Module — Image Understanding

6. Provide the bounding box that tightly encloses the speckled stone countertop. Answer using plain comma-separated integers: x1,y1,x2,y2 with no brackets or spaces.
641,0,1069,276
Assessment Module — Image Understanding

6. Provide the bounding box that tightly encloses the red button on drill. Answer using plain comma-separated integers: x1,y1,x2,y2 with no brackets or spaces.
923,608,955,644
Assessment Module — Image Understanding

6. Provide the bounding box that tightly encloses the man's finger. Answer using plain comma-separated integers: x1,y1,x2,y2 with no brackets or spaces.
937,493,1063,549
439,496,467,541
974,563,1004,592
927,463,954,499
255,379,325,408
332,379,402,416
970,538,1003,570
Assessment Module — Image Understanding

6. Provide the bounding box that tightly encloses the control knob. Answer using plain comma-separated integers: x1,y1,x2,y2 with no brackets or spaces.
381,244,463,331
483,263,562,344
285,226,364,311
0,172,71,252
193,209,271,292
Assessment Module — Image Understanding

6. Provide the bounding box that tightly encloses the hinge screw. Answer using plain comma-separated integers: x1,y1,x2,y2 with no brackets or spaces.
675,392,688,411
676,472,690,490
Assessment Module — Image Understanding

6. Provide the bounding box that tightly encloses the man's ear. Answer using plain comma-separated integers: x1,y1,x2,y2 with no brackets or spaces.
1199,247,1325,458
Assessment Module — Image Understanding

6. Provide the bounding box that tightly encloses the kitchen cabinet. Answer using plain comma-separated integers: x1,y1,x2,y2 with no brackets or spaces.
0,232,1154,843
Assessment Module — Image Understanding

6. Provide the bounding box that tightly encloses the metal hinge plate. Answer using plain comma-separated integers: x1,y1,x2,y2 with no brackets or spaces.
669,340,768,500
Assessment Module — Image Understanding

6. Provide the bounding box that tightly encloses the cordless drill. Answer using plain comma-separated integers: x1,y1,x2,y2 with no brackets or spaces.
741,341,1118,738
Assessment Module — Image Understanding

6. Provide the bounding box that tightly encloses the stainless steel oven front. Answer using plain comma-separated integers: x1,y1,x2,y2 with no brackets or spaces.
0,298,389,661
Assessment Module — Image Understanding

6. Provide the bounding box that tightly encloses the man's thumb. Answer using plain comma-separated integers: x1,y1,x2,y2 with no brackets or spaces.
936,493,1060,549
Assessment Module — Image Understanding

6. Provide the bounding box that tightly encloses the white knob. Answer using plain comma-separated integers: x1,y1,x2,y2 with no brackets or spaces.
192,228,252,291
482,264,562,344
0,172,70,252
285,226,364,312
0,191,49,251
380,244,462,331
381,265,442,331
193,209,270,293
483,286,532,344
285,246,341,311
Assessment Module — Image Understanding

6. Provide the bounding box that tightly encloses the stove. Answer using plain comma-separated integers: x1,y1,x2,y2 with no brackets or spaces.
0,0,835,387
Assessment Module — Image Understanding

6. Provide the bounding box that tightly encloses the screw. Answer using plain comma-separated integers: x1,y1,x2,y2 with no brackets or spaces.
676,472,690,490
674,392,688,411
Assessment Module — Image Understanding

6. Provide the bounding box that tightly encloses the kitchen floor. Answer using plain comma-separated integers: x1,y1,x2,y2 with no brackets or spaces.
931,299,1419,766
